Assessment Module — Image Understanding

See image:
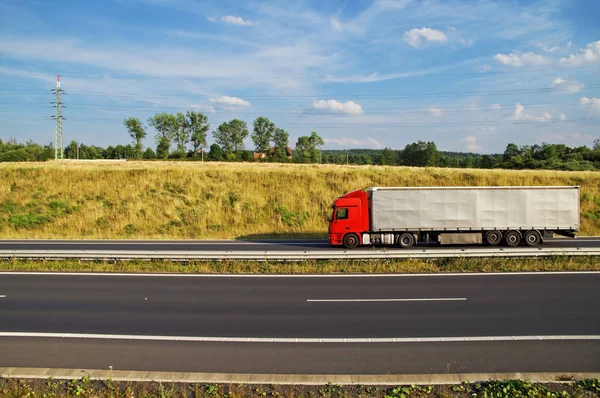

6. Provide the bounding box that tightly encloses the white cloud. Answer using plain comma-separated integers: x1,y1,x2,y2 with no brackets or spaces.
551,77,584,92
429,108,443,117
477,64,493,73
189,104,215,113
490,104,502,110
220,15,256,26
512,103,553,122
560,113,567,121
513,103,526,120
459,37,473,46
493,52,551,67
535,43,560,53
464,136,482,152
402,27,447,48
330,18,343,32
312,99,364,115
580,97,600,111
324,137,383,148
561,41,600,66
209,96,250,107
207,17,216,22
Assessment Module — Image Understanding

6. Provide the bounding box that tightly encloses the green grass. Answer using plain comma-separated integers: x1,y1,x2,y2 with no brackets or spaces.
1,377,599,398
1,161,599,239
1,256,599,274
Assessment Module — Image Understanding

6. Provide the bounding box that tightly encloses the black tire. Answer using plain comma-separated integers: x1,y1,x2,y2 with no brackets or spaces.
397,232,415,248
524,230,541,246
504,230,521,247
484,230,502,246
343,233,359,249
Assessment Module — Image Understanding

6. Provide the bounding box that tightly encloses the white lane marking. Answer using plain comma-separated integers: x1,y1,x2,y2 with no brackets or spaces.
307,297,467,302
0,295,6,298
0,271,599,278
0,332,598,343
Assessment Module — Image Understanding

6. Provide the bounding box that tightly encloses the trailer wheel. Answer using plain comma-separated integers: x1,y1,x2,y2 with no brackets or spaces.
397,232,415,248
504,230,521,247
484,230,502,246
343,233,359,249
524,230,541,246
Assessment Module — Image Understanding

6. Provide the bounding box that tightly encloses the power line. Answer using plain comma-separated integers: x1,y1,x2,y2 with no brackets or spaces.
13,101,583,114
1,83,599,100
1,64,598,80
0,99,587,112
5,115,598,127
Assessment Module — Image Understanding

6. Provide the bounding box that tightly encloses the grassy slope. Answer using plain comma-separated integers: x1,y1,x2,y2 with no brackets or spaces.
0,160,598,239
2,257,599,274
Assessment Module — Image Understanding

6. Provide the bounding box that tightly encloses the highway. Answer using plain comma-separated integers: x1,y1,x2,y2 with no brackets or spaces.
1,272,599,374
1,237,600,251
0,237,599,260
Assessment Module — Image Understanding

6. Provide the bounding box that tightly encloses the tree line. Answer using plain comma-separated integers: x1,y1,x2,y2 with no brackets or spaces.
321,140,600,171
121,112,324,163
1,111,599,171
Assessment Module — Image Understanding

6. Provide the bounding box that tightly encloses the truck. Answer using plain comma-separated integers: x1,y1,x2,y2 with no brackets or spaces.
328,186,580,249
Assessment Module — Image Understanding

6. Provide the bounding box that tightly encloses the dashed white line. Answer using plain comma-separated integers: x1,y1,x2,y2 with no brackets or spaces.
0,295,6,298
306,297,467,302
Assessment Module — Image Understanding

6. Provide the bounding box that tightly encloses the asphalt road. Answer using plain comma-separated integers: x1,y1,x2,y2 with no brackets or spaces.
0,237,598,252
2,338,598,375
0,272,599,374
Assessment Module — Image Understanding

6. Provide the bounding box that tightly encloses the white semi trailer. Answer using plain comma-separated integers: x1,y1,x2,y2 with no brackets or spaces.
328,186,580,248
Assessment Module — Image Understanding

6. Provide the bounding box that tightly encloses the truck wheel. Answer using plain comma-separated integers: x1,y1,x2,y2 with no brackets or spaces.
343,233,359,249
398,232,415,248
524,230,541,246
504,230,521,247
484,230,502,246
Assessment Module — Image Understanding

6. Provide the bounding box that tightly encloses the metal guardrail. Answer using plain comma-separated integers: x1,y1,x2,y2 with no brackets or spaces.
0,247,598,261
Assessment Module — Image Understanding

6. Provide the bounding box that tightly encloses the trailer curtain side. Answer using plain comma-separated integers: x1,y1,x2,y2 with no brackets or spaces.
367,187,579,232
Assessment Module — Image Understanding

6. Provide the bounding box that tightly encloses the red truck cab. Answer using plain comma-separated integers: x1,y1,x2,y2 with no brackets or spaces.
328,189,370,248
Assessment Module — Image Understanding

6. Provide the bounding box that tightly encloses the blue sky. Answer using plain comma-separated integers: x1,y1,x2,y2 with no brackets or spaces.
0,0,599,153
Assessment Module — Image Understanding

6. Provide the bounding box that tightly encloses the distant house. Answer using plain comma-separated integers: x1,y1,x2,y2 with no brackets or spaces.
253,146,293,159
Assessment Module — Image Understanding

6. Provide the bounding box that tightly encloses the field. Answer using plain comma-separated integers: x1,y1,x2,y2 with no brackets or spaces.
1,160,599,239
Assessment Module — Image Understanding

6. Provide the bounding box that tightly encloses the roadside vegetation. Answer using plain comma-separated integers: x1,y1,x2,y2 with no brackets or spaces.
2,256,599,274
1,377,599,397
0,162,599,240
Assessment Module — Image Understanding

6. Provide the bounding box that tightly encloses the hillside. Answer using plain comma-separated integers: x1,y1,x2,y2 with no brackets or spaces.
1,160,598,239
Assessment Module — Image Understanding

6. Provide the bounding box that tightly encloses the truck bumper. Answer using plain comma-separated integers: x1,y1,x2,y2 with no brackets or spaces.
328,233,343,246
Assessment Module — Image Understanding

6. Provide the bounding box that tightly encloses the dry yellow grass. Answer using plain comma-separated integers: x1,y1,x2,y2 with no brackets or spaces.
0,160,598,239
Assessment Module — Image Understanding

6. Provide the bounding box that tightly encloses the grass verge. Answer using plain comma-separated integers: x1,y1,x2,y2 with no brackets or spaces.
1,377,599,398
1,161,599,239
1,256,599,274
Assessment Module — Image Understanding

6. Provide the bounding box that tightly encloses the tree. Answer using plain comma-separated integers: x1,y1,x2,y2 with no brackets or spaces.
294,136,311,163
308,131,325,162
143,147,156,159
173,112,189,158
185,111,209,157
381,147,395,166
65,140,78,159
208,143,223,161
400,141,439,166
295,131,325,163
123,117,147,159
272,127,290,161
148,112,177,159
212,119,249,155
252,117,275,153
